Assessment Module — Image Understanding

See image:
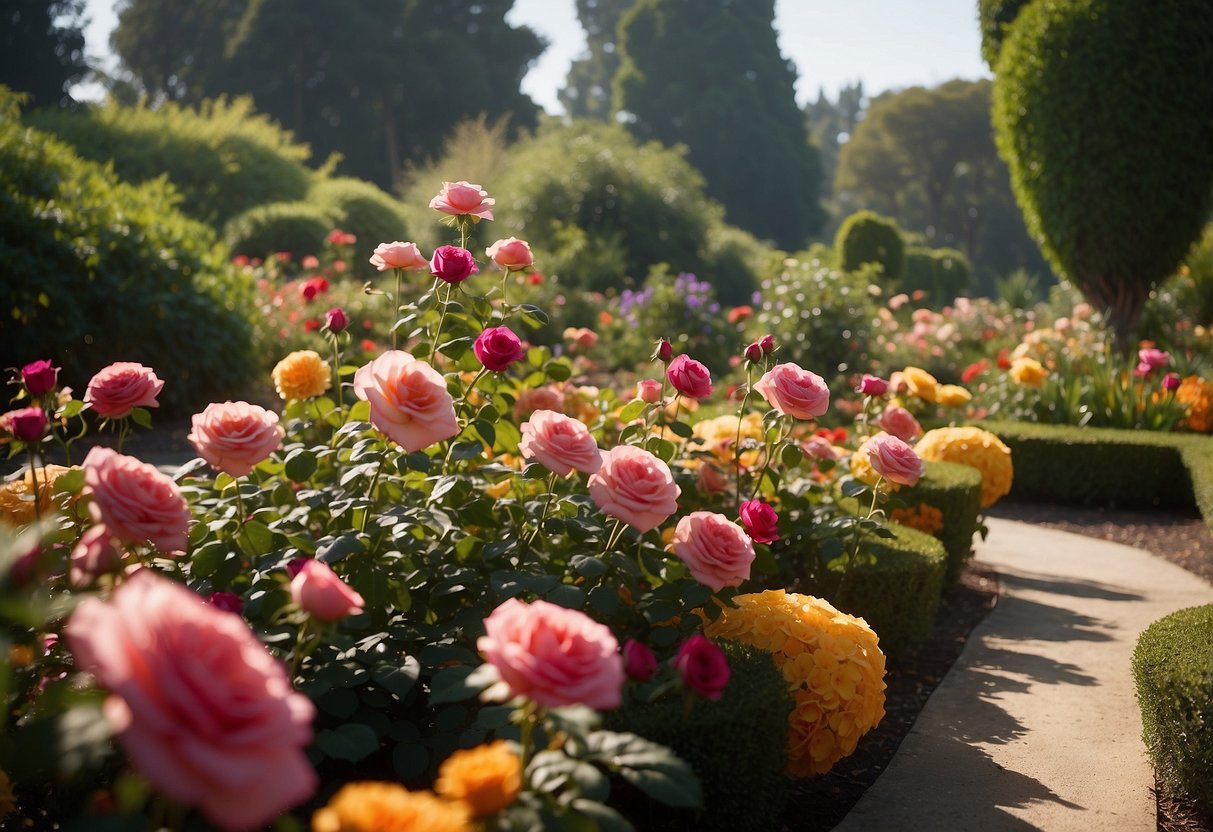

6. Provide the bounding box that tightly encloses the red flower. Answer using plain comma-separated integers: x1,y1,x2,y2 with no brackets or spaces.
996,348,1011,370
962,360,989,384
304,319,321,332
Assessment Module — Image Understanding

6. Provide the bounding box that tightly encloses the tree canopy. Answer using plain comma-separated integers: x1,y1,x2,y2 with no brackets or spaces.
560,0,634,120
1,0,88,108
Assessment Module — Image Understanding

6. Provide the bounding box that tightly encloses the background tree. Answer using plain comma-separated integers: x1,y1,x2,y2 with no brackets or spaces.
804,81,864,206
560,0,634,120
613,0,824,250
0,0,88,108
992,0,1213,348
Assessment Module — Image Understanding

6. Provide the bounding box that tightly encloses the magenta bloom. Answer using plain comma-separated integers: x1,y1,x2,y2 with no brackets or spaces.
473,326,526,373
623,639,658,682
325,307,349,334
208,591,245,615
1134,348,1170,377
673,635,730,700
9,406,47,442
758,335,776,355
667,354,713,399
430,245,479,284
21,360,59,396
739,499,780,544
1163,372,1182,392
743,342,764,363
655,339,673,363
858,374,889,397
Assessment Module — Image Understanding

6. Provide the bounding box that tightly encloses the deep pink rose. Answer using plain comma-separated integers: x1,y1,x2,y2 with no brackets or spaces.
1134,348,1170,377
486,237,534,270
188,401,284,478
673,635,730,701
209,591,244,615
1163,372,1182,392
739,500,779,544
519,410,602,477
478,598,624,709
66,571,316,831
21,360,59,396
429,180,495,220
743,342,764,363
588,445,681,533
666,354,713,399
325,307,349,334
69,524,122,588
84,362,164,419
878,405,922,442
290,560,365,622
83,447,191,553
758,335,776,355
353,351,459,452
672,511,756,592
369,241,429,271
858,374,889,397
864,431,924,487
9,406,46,442
430,245,479,284
474,326,526,373
623,639,657,682
753,363,830,420
655,339,673,363
637,379,663,404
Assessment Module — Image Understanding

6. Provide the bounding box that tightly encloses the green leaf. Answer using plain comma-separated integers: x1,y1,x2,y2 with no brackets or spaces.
239,520,275,555
428,663,499,705
284,449,318,482
618,399,647,423
569,799,632,832
570,555,608,578
667,420,693,439
585,731,703,809
315,723,379,762
404,451,431,473
129,407,152,429
545,361,572,382
52,467,85,497
647,438,677,462
473,419,496,448
546,584,585,610
781,443,805,468
439,336,473,360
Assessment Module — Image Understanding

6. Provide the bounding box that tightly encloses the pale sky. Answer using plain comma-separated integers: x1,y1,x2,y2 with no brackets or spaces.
81,0,990,108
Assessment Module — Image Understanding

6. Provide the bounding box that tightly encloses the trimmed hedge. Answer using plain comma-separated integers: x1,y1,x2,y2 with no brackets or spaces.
901,246,973,308
309,177,410,267
983,421,1213,531
605,643,790,831
834,210,905,280
898,460,983,586
224,201,332,260
1132,604,1213,812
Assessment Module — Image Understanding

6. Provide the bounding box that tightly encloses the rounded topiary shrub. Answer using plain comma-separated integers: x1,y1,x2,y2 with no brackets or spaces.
1133,604,1213,813
835,210,905,280
902,246,973,308
1,98,258,414
309,177,410,265
893,460,983,585
225,201,331,260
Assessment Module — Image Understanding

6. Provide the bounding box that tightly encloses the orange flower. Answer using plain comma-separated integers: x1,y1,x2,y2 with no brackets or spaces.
434,741,522,816
889,503,945,536
272,350,331,400
727,305,754,325
312,783,471,832
1177,376,1213,433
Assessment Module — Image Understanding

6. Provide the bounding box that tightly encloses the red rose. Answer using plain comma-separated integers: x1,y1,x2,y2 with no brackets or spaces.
673,635,730,700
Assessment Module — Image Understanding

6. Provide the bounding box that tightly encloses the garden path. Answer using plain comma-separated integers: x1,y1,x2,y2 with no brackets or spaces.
835,517,1213,831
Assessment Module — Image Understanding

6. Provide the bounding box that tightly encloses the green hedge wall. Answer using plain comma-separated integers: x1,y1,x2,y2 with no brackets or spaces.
1133,604,1213,813
224,201,332,260
899,460,984,586
983,421,1213,530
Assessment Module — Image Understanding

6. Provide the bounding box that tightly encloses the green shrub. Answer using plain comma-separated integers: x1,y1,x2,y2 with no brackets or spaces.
28,97,317,227
0,94,258,414
901,246,973,308
897,461,983,586
983,421,1213,530
605,643,791,832
978,0,1033,69
308,177,409,268
224,201,332,260
835,210,905,280
1133,604,1213,813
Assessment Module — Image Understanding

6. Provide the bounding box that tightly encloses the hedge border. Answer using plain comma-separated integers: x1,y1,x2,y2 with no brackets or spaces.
898,460,983,587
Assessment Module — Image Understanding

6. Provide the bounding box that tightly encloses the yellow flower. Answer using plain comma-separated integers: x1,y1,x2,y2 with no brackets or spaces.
434,740,522,816
704,590,886,778
312,783,471,832
889,503,944,536
272,350,332,400
484,480,512,500
691,413,764,468
1008,356,1047,388
915,426,1013,509
902,366,938,403
935,384,972,408
0,465,73,527
1177,376,1213,433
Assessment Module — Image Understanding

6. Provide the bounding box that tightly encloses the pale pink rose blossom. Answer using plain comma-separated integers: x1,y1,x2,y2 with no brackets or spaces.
753,363,830,420
672,511,756,591
188,401,284,478
637,379,663,404
878,405,922,442
66,570,317,831
519,410,602,477
514,386,565,421
697,463,727,495
84,362,164,419
290,560,365,622
353,351,459,452
865,431,924,487
429,180,495,220
486,237,534,270
477,597,624,709
369,241,429,271
83,447,191,553
588,445,681,533
69,524,122,588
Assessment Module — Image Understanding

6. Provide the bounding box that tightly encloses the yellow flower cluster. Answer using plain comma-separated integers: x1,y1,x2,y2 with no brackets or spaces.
889,502,944,536
312,782,471,832
1009,356,1048,388
690,413,765,468
434,740,522,817
1177,376,1213,433
915,427,1013,508
0,465,73,527
272,350,332,401
847,440,883,489
704,590,886,778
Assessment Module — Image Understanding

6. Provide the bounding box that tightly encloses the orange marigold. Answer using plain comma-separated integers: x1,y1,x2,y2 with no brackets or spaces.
434,740,522,816
312,783,471,832
272,350,332,401
1178,376,1213,433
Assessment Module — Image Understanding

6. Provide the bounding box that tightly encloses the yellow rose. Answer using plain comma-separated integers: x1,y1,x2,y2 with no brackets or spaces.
1008,356,1048,388
902,366,938,403
915,426,1013,508
272,350,331,400
434,740,522,817
935,384,972,408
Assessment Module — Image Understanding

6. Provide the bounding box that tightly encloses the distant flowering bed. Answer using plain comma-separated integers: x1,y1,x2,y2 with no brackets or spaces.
0,181,1012,830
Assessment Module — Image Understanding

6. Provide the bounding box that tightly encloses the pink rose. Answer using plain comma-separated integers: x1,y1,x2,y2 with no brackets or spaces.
637,379,663,404
878,405,922,442
290,560,365,622
85,362,164,419
9,406,46,442
864,431,924,487
564,327,599,351
188,401,284,478
21,359,59,396
430,245,479,284
486,237,534,270
673,635,730,700
519,410,602,477
666,354,713,399
1134,348,1170,377
369,241,429,271
588,445,681,533
623,639,657,682
858,374,889,396
753,363,830,420
1163,372,1182,392
514,386,565,421
697,463,727,495
69,524,122,588
84,447,191,553
672,511,756,591
474,326,526,373
743,342,764,363
803,436,838,461
739,499,779,544
477,598,624,709
353,351,459,452
429,180,495,220
66,571,316,831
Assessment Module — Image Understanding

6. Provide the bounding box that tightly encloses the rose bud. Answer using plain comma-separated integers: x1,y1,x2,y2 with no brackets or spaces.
290,560,365,622
654,339,673,363
858,374,889,397
759,335,776,355
9,406,47,442
474,326,527,373
430,245,479,284
21,360,59,396
325,307,349,334
623,639,658,682
1163,372,1181,392
744,342,764,363
673,635,730,700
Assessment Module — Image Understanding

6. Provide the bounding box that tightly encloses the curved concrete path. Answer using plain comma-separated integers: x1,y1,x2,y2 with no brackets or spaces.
836,517,1213,832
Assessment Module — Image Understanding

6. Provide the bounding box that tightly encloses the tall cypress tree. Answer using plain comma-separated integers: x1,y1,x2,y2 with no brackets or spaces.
559,0,634,120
